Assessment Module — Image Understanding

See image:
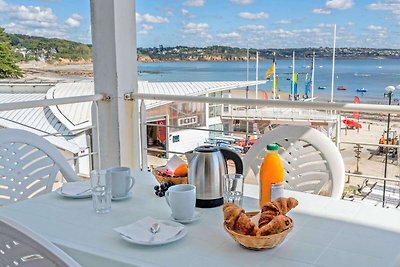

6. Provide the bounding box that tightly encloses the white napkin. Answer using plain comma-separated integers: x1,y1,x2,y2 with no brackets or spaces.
61,180,91,196
114,216,184,243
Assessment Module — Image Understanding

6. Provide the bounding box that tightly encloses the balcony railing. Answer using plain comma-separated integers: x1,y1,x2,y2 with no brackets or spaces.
0,91,399,207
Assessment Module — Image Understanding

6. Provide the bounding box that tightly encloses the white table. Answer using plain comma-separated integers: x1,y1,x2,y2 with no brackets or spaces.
1,170,400,267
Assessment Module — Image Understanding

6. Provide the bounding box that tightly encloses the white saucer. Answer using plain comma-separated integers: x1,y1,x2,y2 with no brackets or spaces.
112,192,132,201
119,220,187,246
170,211,200,224
56,187,92,199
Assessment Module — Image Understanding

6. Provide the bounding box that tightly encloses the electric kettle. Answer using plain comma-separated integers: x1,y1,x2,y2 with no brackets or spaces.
185,145,243,208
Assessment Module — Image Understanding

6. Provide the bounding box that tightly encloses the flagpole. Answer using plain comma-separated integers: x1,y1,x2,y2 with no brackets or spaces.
273,52,276,100
246,45,249,81
311,52,315,102
256,51,259,100
291,51,295,101
330,24,336,103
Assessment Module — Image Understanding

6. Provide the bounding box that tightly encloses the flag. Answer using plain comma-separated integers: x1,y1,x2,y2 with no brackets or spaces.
304,73,310,97
265,57,276,79
272,75,278,96
261,90,268,100
291,73,298,96
353,96,360,120
353,96,360,119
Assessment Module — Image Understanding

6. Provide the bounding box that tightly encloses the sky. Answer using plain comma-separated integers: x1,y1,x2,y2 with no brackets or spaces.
1,0,400,48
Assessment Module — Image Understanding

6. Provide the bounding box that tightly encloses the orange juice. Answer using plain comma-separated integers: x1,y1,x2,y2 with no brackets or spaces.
259,143,284,208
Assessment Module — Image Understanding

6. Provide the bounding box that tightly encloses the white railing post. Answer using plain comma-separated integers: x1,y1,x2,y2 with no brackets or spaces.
140,100,148,171
90,0,139,170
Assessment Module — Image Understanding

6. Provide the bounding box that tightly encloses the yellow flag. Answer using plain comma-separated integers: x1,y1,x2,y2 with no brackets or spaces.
265,63,275,78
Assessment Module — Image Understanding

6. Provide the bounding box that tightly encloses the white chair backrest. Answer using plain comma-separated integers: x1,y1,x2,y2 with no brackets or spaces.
0,129,80,205
0,217,81,267
243,125,345,198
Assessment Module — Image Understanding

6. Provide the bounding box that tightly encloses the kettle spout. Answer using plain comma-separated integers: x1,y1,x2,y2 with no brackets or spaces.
185,150,195,164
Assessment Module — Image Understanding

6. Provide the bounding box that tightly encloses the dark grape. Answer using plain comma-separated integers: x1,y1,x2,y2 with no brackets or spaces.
159,191,165,197
160,184,166,190
154,185,159,191
155,190,160,196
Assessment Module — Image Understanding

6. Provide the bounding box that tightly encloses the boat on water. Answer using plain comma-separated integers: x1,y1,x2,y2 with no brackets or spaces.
318,86,326,90
356,88,367,93
337,86,347,91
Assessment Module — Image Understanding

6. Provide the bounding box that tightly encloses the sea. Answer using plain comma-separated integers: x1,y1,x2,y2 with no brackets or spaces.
138,58,400,104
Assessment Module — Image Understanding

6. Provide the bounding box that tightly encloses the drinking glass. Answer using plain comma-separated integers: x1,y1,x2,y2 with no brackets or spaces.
91,170,111,214
223,174,244,206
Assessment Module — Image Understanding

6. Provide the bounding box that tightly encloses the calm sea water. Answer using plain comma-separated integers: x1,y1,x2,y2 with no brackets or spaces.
138,59,400,103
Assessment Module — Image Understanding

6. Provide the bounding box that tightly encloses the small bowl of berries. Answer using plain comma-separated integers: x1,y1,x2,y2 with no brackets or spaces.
153,181,175,197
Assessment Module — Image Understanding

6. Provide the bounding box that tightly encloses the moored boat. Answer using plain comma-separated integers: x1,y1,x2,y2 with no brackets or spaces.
318,86,326,90
356,88,367,93
337,86,347,91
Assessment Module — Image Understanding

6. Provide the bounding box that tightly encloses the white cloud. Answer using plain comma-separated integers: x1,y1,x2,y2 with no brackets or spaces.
312,8,331,14
182,22,209,33
181,8,196,18
5,4,57,28
367,1,400,19
326,0,354,10
367,25,386,31
4,22,65,38
230,0,253,5
136,13,169,24
182,0,205,7
181,9,189,15
238,11,268,20
239,24,265,31
218,32,240,38
65,13,82,28
276,19,291,24
142,24,153,31
318,23,335,27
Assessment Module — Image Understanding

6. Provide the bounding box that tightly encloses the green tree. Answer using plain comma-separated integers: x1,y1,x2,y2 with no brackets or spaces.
0,28,22,78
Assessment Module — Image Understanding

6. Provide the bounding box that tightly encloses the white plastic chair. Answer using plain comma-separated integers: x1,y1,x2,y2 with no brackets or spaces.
243,125,345,198
0,129,80,205
0,217,81,267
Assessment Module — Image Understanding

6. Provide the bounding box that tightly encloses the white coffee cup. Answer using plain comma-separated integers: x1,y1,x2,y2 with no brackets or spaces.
165,184,196,221
107,167,135,198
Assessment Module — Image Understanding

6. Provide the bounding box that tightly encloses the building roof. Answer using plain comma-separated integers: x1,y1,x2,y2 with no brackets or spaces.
0,93,80,153
45,80,266,131
140,80,266,109
0,80,266,153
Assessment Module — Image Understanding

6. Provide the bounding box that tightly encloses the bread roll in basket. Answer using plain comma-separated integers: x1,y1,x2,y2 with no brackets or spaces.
223,197,298,250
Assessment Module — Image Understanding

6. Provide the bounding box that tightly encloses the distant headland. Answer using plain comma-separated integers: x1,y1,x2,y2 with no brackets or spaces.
8,32,400,64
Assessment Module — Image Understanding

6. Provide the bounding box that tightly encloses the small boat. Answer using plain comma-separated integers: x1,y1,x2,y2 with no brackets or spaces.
356,88,367,93
318,86,326,90
337,86,347,91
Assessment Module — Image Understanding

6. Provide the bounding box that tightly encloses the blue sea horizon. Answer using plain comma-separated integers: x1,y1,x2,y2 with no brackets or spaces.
138,59,400,104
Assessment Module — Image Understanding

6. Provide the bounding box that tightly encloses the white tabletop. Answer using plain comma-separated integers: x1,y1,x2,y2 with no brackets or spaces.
1,170,400,267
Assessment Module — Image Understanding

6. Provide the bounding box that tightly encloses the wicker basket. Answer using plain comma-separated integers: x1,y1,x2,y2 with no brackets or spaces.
224,211,293,250
152,166,188,185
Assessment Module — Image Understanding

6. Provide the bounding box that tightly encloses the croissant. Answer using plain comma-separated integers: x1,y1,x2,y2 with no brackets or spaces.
258,212,275,228
261,197,298,216
256,215,293,236
260,202,280,217
234,212,256,235
223,203,244,229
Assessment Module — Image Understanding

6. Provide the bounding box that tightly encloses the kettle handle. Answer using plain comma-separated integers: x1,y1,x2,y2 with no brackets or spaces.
220,147,243,174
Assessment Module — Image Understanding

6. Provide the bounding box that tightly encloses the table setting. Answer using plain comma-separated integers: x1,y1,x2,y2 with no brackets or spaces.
1,144,400,266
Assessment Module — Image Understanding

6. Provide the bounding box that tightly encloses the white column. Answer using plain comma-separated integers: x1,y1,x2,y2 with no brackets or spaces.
90,0,139,170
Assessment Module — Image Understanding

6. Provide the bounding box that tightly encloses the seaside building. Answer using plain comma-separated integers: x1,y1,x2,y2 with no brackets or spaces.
0,80,340,177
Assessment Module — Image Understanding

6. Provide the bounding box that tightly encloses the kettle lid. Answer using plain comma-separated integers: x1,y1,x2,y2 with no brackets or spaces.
194,145,219,153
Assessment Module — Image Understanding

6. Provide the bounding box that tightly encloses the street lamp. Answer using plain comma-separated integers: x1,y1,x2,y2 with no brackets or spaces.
382,85,400,207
